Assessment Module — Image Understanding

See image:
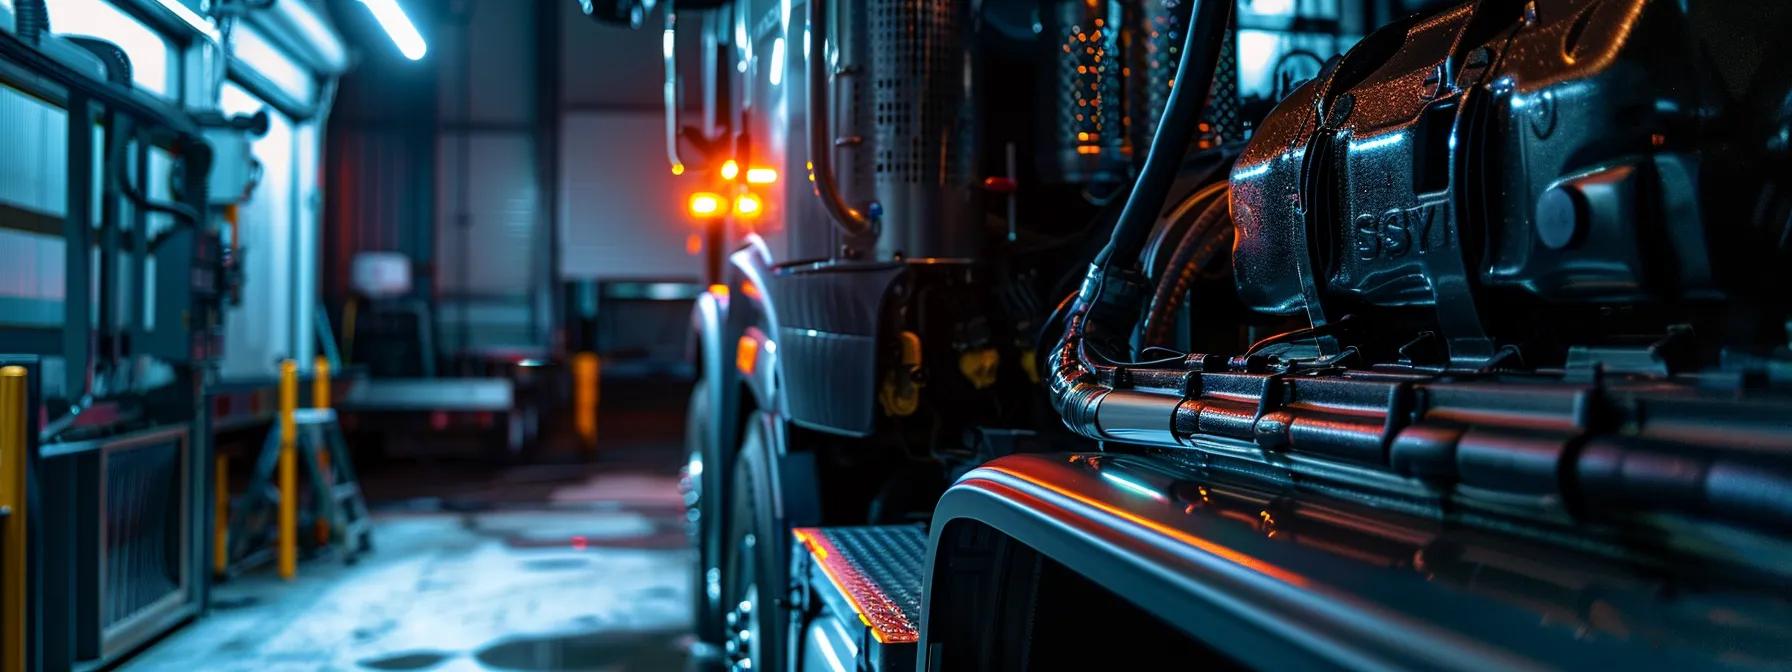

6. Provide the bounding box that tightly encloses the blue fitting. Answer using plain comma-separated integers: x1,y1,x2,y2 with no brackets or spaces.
867,201,884,221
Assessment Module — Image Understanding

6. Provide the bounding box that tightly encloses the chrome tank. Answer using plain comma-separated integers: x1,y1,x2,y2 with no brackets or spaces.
837,0,983,261
1037,0,1129,184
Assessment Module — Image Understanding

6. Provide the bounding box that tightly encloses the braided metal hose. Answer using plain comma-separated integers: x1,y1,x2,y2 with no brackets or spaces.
1141,190,1232,348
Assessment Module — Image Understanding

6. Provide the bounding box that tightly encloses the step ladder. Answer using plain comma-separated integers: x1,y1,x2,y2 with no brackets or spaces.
792,525,927,672
225,408,373,574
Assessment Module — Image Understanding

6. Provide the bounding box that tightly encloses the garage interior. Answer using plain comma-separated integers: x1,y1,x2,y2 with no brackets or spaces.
6,0,1792,671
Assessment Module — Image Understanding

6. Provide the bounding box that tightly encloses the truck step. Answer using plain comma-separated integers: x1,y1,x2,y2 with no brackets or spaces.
793,525,926,671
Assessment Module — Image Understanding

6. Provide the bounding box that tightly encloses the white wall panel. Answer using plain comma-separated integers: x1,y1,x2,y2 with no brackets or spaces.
219,84,296,379
557,112,698,281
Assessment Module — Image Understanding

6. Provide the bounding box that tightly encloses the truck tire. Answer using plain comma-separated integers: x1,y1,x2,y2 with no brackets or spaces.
723,416,789,672
685,380,725,648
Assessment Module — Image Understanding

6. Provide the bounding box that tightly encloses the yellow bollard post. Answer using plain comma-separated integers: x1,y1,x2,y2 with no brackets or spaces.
1,366,27,672
214,455,229,575
312,356,331,544
313,356,331,411
278,360,298,581
573,353,601,450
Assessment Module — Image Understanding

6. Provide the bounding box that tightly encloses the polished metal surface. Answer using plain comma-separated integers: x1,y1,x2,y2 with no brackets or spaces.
926,453,1792,671
845,0,982,260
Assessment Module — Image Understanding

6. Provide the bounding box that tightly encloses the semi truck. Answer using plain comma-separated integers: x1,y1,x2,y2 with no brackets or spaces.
583,0,1792,669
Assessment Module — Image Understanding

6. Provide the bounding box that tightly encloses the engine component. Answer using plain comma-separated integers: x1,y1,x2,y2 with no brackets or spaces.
1228,0,1792,365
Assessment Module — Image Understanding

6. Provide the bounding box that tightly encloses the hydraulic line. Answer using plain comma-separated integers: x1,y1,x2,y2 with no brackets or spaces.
1141,191,1233,348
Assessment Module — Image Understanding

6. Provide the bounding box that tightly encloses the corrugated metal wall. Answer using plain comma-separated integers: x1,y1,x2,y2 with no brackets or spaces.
322,0,441,324
0,87,70,328
433,0,546,352
324,128,435,301
558,0,664,110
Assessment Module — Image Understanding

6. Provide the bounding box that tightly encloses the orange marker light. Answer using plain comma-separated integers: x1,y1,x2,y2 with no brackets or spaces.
746,168,778,184
736,335,759,375
721,160,740,180
686,234,703,255
689,192,725,217
708,284,729,299
671,163,686,176
735,193,763,216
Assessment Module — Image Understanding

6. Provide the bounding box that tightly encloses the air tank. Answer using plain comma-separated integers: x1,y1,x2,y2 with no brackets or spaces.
839,0,984,261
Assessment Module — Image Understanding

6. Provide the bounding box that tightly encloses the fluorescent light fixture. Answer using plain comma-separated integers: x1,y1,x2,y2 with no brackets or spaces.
769,37,786,85
359,0,426,60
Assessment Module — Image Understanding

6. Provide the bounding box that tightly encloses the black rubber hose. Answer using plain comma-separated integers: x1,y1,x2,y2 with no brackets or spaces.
66,37,133,85
1092,0,1235,271
16,0,48,45
0,30,204,139
113,128,203,227
1141,193,1233,348
1049,0,1236,437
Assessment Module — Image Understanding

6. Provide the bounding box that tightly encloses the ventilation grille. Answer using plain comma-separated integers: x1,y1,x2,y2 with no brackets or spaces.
871,0,971,185
1043,0,1129,182
102,438,185,630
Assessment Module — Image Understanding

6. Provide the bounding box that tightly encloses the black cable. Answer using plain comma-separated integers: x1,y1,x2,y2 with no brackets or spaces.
1244,314,1355,356
112,125,202,226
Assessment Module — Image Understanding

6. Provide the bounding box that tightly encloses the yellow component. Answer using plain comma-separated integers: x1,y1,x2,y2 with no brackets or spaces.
278,360,298,581
1,366,26,672
312,355,334,542
721,159,740,180
214,455,229,576
574,353,601,450
897,331,923,369
878,332,924,417
671,162,686,176
958,348,1001,390
1019,347,1040,384
314,356,331,410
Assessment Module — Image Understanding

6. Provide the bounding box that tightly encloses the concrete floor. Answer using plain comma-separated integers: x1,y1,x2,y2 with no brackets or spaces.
122,381,698,672
120,479,692,672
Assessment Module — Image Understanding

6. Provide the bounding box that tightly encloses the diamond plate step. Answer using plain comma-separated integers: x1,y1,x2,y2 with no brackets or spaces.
793,524,927,671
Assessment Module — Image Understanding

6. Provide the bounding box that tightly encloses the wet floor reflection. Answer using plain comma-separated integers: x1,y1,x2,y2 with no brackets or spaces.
473,630,689,671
